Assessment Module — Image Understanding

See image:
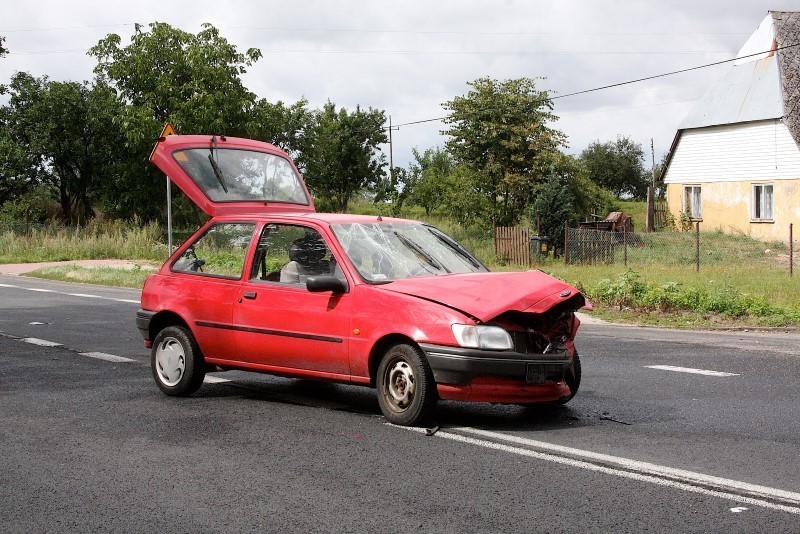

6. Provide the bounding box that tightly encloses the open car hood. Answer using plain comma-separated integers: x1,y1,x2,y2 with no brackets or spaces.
378,270,586,323
150,134,315,217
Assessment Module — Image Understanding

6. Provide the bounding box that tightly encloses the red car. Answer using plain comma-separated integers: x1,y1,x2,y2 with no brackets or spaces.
137,134,588,426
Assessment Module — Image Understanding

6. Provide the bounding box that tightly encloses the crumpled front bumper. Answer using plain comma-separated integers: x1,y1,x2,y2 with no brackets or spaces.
418,342,574,386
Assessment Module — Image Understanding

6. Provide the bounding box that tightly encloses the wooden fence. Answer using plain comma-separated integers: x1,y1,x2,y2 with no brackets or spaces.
654,199,669,229
494,226,531,266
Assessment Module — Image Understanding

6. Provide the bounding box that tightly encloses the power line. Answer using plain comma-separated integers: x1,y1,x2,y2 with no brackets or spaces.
390,42,800,129
0,23,135,33
0,22,748,38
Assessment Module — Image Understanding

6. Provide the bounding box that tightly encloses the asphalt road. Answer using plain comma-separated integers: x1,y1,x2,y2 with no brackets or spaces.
1,275,799,532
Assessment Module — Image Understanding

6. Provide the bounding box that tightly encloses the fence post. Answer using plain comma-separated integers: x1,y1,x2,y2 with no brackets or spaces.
564,221,569,265
623,224,628,266
492,217,497,256
790,223,794,277
695,221,700,272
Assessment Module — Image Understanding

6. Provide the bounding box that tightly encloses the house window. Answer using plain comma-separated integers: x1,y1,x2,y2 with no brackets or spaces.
751,183,773,221
682,185,702,220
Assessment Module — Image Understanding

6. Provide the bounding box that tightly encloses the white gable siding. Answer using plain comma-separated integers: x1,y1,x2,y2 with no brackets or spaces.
664,120,800,183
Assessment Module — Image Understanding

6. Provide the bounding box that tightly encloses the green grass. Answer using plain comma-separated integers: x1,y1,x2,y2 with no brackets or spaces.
0,221,167,264
25,265,156,288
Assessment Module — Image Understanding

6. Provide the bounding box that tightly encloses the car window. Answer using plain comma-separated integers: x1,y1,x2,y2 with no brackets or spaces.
250,224,343,286
172,223,255,279
330,221,486,283
172,148,310,205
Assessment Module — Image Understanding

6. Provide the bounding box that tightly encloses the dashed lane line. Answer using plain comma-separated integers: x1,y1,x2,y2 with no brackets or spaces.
0,282,139,305
204,375,232,384
645,365,739,377
22,337,62,347
79,351,137,363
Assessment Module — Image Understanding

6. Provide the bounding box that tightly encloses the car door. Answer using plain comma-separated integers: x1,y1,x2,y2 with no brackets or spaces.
232,222,352,377
168,221,256,360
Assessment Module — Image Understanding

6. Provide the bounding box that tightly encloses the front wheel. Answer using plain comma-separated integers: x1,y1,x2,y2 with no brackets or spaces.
151,325,206,396
377,343,437,426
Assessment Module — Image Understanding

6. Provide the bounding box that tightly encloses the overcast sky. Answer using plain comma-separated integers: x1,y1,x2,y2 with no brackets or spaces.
1,1,795,168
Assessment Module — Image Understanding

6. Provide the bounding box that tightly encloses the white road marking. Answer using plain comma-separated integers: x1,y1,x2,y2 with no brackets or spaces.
0,282,140,305
79,352,136,363
21,337,62,347
204,375,232,384
390,425,800,515
645,365,739,377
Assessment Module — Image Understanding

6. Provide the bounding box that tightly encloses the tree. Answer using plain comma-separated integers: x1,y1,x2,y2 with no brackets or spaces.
442,77,566,226
579,135,649,199
1,73,124,223
302,102,387,212
89,22,262,220
246,98,312,163
407,146,454,216
530,174,577,255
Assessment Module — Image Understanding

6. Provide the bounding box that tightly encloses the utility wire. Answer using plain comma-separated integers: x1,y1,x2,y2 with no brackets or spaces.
391,42,800,129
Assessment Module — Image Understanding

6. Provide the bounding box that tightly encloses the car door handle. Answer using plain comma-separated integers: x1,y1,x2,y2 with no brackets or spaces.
243,291,257,300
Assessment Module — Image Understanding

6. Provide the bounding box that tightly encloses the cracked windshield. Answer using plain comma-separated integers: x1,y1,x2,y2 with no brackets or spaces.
331,222,486,282
172,148,309,205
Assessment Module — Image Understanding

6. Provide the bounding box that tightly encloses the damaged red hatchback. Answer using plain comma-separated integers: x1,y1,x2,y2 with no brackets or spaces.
137,134,589,426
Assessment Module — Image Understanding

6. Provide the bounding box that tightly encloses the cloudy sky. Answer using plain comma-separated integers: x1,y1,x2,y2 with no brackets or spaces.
1,1,795,168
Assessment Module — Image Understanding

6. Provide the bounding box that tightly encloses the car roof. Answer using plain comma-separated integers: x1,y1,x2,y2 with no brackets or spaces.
211,212,420,226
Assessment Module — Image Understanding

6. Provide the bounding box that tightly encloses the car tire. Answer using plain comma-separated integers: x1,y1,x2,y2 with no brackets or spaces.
151,325,206,396
377,343,437,426
556,352,581,405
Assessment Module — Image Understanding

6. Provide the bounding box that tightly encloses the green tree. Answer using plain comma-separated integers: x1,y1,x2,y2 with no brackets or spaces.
89,22,262,220
302,102,387,212
0,36,7,58
1,73,124,223
246,98,312,163
530,173,577,254
440,165,492,226
579,135,648,199
407,146,454,216
442,77,566,226
552,154,618,222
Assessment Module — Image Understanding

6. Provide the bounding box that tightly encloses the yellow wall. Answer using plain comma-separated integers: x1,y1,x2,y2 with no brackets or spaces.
666,180,800,241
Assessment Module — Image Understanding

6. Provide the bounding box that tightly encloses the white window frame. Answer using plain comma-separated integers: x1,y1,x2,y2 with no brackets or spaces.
751,183,774,222
682,185,702,220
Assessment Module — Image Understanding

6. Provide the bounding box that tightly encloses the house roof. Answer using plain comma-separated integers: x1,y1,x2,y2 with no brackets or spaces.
677,56,782,129
661,11,800,181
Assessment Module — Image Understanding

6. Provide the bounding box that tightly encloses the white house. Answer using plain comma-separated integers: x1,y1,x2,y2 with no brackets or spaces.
663,11,800,241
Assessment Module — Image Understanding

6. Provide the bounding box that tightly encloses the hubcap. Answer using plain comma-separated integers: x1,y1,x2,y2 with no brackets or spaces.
155,337,186,387
386,360,415,410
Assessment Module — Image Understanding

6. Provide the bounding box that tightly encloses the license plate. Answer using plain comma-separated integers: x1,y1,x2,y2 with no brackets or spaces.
525,364,546,384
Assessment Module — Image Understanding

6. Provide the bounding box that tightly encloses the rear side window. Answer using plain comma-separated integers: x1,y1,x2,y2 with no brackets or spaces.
172,223,255,279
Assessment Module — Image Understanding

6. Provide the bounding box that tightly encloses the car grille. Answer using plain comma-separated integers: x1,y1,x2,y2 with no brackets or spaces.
509,331,549,354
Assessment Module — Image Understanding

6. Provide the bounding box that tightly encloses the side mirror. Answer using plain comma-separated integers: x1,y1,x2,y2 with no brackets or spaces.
306,275,348,294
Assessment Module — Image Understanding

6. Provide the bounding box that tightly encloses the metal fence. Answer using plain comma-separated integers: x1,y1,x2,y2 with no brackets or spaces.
563,223,798,275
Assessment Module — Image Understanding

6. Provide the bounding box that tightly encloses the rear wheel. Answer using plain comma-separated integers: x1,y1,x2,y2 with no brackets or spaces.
556,352,581,405
377,343,436,426
151,325,206,396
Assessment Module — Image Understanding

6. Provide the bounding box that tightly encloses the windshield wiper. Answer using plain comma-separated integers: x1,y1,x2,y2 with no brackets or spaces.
393,231,449,273
208,135,229,193
426,226,482,269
